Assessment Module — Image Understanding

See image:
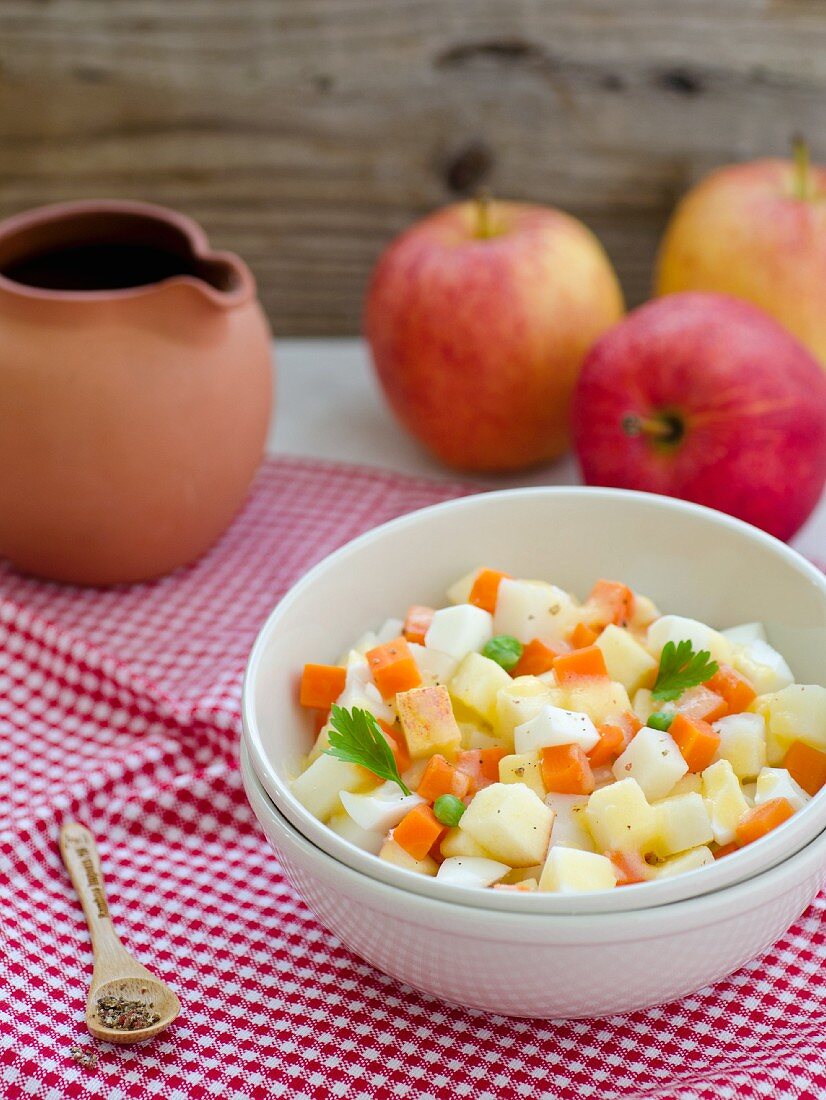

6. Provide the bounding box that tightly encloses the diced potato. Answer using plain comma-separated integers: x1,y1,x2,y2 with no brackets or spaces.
713,712,767,781
340,780,425,832
379,838,438,876
376,617,404,644
328,810,384,855
499,865,542,885
612,726,688,801
459,722,510,751
733,639,794,695
754,767,810,812
538,847,617,893
665,773,703,798
396,685,462,760
760,684,826,754
647,615,733,664
741,781,756,805
440,826,496,860
425,604,493,660
447,569,481,605
629,594,661,632
408,642,458,688
586,778,657,853
449,652,512,725
307,720,332,764
400,757,430,790
560,680,633,726
495,677,559,740
653,846,714,879
595,625,658,695
493,579,579,645
436,856,510,888
651,792,714,858
499,752,546,799
292,754,375,821
633,688,656,724
702,759,750,845
459,782,553,866
722,622,766,646
545,792,595,851
514,705,600,754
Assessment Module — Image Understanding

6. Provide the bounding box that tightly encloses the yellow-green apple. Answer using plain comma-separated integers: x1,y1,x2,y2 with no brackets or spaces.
364,200,623,471
572,292,826,541
655,143,826,368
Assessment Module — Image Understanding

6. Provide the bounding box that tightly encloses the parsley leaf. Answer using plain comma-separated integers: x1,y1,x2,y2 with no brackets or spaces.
651,639,719,702
324,705,411,796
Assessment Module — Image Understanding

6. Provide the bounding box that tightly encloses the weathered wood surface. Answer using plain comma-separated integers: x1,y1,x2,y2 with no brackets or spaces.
2,1,826,334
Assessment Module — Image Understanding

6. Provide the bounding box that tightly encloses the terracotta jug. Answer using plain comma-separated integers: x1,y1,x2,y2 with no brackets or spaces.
0,200,273,585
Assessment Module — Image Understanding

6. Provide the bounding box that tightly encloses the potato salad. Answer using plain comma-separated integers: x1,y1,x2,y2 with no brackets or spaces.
292,569,826,893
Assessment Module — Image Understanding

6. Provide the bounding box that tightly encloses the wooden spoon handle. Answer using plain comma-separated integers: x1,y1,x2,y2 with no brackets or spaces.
59,821,130,964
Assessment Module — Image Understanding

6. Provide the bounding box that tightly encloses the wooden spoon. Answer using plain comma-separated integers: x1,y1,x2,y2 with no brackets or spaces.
59,821,181,1045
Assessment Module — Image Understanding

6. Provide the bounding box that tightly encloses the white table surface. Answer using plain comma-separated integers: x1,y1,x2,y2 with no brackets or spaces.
270,338,825,563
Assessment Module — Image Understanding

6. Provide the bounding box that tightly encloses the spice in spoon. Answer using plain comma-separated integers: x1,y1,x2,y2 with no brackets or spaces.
95,994,160,1031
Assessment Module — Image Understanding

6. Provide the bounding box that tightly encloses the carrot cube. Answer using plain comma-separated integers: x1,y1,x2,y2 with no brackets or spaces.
417,754,471,802
713,842,739,860
570,622,599,649
299,663,346,709
587,580,635,628
669,713,721,772
674,685,728,724
735,798,795,847
783,740,826,797
705,665,756,715
479,747,508,782
511,638,567,678
393,804,446,861
378,720,411,774
403,605,435,645
606,849,651,885
588,721,629,768
468,569,510,614
366,637,422,699
540,743,595,795
552,644,608,685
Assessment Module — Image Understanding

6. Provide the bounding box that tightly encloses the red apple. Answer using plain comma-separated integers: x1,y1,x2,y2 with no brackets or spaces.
572,292,826,541
364,200,624,471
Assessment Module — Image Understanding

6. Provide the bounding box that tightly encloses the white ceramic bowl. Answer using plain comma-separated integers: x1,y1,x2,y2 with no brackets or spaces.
242,740,826,1018
243,487,826,912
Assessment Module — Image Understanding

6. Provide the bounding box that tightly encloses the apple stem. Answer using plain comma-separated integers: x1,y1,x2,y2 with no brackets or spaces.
475,189,494,239
792,134,812,201
622,413,683,444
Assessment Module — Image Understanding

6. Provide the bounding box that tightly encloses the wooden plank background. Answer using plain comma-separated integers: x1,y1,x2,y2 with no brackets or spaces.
1,0,826,334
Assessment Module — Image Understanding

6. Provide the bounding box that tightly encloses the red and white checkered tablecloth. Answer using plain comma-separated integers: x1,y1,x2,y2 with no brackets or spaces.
0,456,824,1100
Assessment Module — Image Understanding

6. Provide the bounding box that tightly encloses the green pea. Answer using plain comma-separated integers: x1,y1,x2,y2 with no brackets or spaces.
648,710,674,731
482,634,523,671
433,794,466,827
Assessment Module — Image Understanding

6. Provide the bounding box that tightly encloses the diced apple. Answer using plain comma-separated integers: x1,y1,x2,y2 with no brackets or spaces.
754,767,810,812
538,847,617,893
713,712,767,781
595,625,658,695
733,639,793,695
379,838,438,876
440,826,496,860
586,777,657,852
493,579,579,645
447,569,480,605
651,792,714,857
702,759,750,845
647,615,733,663
292,753,375,822
459,782,554,866
340,780,425,832
495,677,559,740
327,810,385,855
425,604,493,660
514,705,600,754
408,642,458,688
633,688,656,724
499,752,546,799
396,684,462,759
436,856,510,888
722,622,767,646
612,726,688,801
561,680,633,726
449,652,512,725
459,722,510,751
760,684,826,754
653,846,714,879
545,793,595,851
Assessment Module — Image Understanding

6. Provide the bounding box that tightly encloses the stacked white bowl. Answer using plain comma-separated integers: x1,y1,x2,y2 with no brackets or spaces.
242,488,826,1018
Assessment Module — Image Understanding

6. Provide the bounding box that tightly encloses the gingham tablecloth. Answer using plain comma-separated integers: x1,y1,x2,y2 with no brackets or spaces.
0,457,824,1100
